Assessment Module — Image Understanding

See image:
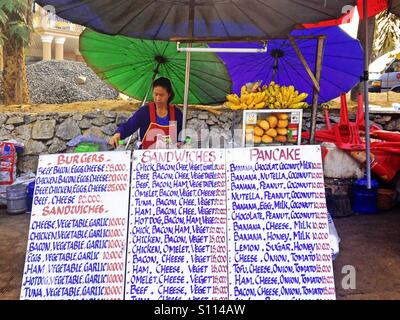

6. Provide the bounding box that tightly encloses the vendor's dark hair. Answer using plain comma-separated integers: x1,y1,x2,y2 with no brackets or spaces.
153,77,175,104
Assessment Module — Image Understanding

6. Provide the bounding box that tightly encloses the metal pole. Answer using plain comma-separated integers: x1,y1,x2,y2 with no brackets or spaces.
363,0,372,189
125,62,161,150
310,36,325,144
182,48,191,141
272,56,278,82
181,0,195,142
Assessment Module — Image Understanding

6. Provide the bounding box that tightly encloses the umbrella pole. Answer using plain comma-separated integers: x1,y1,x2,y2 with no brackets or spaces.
182,47,191,142
310,36,325,144
363,0,372,189
289,35,324,144
125,63,161,150
182,0,195,143
272,56,278,82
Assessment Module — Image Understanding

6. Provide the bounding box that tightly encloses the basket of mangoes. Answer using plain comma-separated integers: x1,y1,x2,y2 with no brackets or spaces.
245,113,289,145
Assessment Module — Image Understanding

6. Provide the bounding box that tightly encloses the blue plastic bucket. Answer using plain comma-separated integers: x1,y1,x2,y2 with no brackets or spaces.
351,178,379,214
26,181,35,214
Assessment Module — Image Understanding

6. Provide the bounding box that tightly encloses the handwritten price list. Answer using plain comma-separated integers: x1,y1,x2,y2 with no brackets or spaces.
20,151,131,300
126,149,228,300
226,146,335,300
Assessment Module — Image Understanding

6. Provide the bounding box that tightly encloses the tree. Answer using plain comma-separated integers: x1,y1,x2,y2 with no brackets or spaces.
372,11,400,61
0,0,33,105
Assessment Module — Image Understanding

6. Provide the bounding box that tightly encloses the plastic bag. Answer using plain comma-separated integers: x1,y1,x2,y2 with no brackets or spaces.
328,212,341,260
67,134,109,151
0,172,36,206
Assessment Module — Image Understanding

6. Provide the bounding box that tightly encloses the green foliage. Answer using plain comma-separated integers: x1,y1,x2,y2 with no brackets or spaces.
0,0,33,47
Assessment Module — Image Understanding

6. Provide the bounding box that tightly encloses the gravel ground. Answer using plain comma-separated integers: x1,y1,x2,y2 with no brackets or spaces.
0,60,119,104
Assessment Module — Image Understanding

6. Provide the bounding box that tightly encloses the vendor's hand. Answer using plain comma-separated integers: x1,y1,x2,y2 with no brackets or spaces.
108,133,121,148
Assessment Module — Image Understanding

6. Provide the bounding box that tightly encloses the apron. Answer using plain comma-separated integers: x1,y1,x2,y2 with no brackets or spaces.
141,102,177,150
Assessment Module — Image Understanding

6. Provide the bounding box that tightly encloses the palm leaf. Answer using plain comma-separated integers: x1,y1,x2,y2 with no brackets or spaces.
373,11,400,60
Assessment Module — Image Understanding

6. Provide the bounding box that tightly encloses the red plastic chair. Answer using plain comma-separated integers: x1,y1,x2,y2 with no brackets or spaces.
356,93,381,133
333,93,364,150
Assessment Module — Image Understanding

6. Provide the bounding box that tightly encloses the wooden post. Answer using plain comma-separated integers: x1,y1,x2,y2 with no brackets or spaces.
289,35,321,93
309,36,325,144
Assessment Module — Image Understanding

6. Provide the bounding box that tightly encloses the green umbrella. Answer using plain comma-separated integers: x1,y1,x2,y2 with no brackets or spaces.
79,28,232,105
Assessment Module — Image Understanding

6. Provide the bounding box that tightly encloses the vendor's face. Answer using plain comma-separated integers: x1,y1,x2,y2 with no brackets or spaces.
153,86,170,106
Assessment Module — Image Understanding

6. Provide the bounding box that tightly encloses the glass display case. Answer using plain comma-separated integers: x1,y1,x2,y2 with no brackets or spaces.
242,109,303,147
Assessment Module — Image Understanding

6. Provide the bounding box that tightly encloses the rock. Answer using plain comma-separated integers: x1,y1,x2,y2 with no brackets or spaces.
198,112,209,121
385,120,396,131
79,118,92,129
56,118,81,140
5,125,14,131
208,128,232,148
330,116,341,124
116,115,128,126
32,120,56,140
0,114,8,126
24,140,47,155
226,112,235,121
187,118,208,134
23,114,37,124
395,118,400,131
85,112,101,119
13,124,33,141
83,127,106,138
76,76,87,85
0,128,12,141
58,113,72,119
6,116,24,125
101,123,117,136
17,156,39,173
91,116,113,126
206,120,216,126
104,111,117,119
48,138,67,154
186,111,196,120
219,113,229,123
27,60,118,104
374,115,392,125
210,114,218,123
73,114,83,121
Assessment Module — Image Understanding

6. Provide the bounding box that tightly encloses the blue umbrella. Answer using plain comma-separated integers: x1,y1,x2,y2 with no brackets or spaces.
210,26,364,104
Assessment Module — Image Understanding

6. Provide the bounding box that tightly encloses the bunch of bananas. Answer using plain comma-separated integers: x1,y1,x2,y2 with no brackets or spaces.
245,113,290,145
225,81,309,110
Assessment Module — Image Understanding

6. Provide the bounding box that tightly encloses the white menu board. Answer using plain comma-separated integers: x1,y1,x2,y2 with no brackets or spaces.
21,151,131,300
126,149,228,300
226,146,335,300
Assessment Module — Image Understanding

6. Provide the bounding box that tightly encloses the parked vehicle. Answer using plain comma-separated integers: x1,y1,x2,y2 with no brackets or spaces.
369,50,400,93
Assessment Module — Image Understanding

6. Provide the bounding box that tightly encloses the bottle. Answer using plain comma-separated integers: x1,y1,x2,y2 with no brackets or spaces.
116,139,126,151
180,136,193,149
